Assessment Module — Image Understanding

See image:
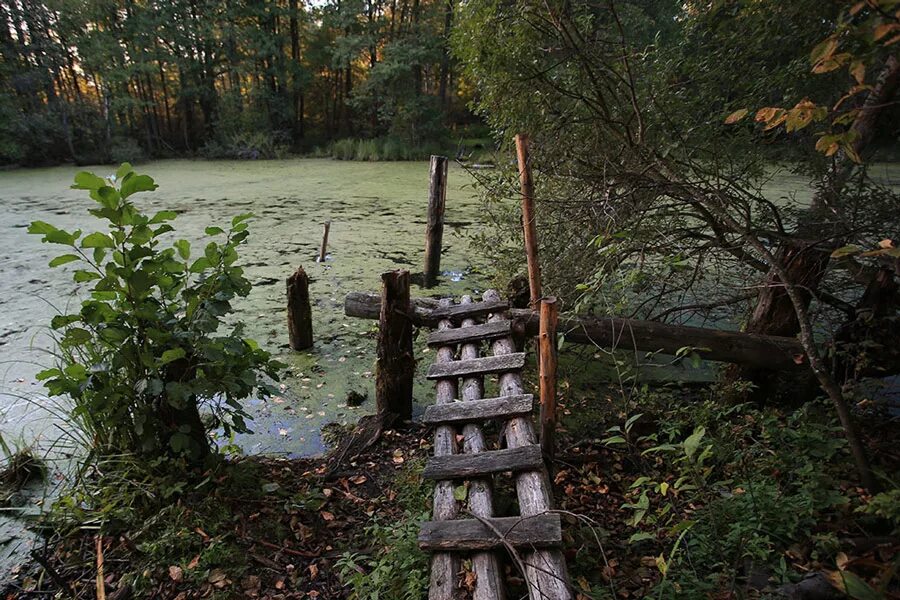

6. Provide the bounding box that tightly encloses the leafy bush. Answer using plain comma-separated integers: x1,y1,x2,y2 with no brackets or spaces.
29,164,282,463
328,136,446,161
200,130,290,160
109,136,147,165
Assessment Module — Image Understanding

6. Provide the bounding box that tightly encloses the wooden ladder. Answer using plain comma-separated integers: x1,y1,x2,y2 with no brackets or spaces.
418,289,573,600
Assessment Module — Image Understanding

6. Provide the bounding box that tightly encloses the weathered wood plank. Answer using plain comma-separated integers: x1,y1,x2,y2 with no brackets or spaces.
423,445,543,480
426,353,526,380
426,319,512,347
423,395,534,425
428,299,509,321
418,514,562,551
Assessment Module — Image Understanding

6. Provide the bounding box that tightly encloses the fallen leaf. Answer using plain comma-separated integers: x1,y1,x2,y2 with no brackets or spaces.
168,565,183,582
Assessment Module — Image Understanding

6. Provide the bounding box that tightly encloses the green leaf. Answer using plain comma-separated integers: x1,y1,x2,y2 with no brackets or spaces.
50,314,80,329
72,171,106,191
160,347,186,365
73,270,102,283
28,221,57,235
628,532,655,543
49,254,81,267
189,257,212,273
149,210,178,224
683,426,706,459
232,213,254,226
603,435,626,445
831,245,862,258
453,485,468,501
120,174,158,199
115,162,134,180
35,368,62,381
205,226,225,236
45,229,80,245
81,232,115,249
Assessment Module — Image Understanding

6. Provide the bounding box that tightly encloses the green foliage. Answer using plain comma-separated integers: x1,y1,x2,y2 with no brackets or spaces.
336,459,431,599
29,164,282,462
612,393,858,595
336,511,431,600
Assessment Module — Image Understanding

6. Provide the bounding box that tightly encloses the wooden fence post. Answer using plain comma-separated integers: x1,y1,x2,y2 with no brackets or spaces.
539,297,559,468
423,155,448,288
287,266,313,350
318,221,331,263
376,269,414,424
515,134,542,306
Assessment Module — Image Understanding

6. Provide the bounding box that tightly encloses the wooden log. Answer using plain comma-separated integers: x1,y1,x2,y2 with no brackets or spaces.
515,134,542,306
344,292,806,370
423,445,544,480
426,319,512,346
419,514,562,551
422,394,534,425
426,353,526,380
486,289,572,599
456,296,505,600
429,299,461,599
286,266,313,350
424,155,449,288
539,297,559,468
317,220,330,263
375,270,414,423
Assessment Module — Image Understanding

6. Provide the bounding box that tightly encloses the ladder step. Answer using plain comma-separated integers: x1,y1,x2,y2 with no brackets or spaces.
423,394,534,425
426,353,526,380
423,444,543,480
418,514,562,551
427,320,513,347
429,299,509,321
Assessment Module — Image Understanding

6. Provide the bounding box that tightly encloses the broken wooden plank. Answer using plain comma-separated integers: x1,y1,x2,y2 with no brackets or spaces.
428,299,509,321
422,394,534,425
426,319,512,347
418,514,562,551
426,353,526,380
423,445,543,480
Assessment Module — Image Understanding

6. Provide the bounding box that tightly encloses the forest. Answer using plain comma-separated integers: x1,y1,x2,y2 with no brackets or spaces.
0,0,467,165
0,0,899,599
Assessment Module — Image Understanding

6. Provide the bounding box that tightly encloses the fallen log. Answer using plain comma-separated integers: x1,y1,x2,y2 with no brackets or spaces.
344,292,806,371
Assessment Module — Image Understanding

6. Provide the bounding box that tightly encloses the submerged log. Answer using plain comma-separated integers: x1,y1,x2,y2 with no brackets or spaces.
287,267,313,350
344,292,806,371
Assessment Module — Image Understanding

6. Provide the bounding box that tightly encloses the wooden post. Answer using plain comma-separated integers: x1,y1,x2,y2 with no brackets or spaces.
317,220,331,263
376,270,414,424
287,266,313,350
423,155,448,288
514,134,541,306
539,297,559,469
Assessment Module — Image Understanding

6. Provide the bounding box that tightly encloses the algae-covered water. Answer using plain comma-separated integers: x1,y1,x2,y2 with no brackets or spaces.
0,158,492,460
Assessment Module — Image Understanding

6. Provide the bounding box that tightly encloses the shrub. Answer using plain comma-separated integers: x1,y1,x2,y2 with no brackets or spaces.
28,164,282,463
110,136,147,165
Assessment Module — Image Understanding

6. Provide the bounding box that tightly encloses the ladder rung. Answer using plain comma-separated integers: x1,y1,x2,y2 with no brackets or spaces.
427,320,513,347
423,445,543,480
426,353,526,380
429,299,509,321
418,514,562,551
423,395,534,425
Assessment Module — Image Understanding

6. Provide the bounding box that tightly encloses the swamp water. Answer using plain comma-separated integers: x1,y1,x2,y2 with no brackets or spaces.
0,158,491,577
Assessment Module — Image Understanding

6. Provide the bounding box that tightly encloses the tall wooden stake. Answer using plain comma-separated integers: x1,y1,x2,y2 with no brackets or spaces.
287,266,313,350
317,220,331,263
423,155,448,288
515,134,542,306
539,297,559,470
376,269,414,424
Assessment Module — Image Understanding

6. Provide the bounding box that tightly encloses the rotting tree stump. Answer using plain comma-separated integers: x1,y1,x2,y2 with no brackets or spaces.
287,266,313,350
375,269,414,424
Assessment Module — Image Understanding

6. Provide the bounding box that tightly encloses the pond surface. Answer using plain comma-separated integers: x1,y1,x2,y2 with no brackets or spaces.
0,158,492,462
